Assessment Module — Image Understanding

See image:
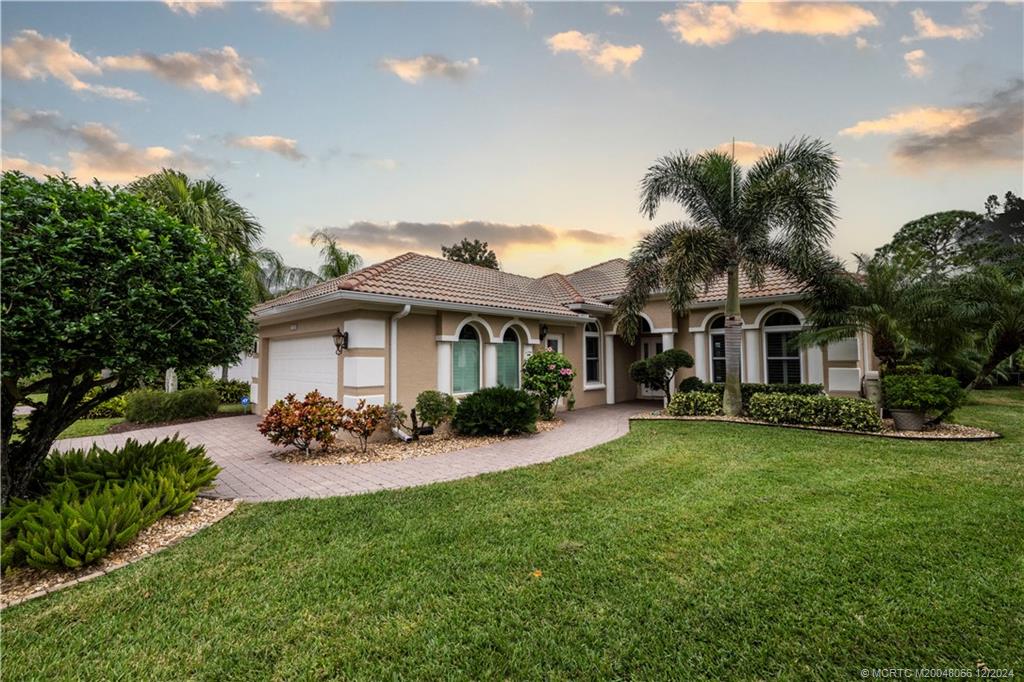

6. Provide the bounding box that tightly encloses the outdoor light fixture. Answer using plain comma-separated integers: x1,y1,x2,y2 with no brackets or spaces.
539,324,549,340
333,327,348,355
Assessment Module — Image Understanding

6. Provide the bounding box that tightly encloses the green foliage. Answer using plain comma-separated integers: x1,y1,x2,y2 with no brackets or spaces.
667,391,722,416
125,388,220,424
748,393,882,432
414,390,457,428
309,229,363,280
86,393,129,418
194,378,251,403
677,376,705,393
882,364,925,377
696,383,824,409
874,210,985,277
2,437,219,570
441,238,499,269
630,349,694,397
452,387,538,436
882,374,965,416
522,350,575,419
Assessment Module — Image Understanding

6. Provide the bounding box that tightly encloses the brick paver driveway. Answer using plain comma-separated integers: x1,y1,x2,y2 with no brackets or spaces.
53,402,648,501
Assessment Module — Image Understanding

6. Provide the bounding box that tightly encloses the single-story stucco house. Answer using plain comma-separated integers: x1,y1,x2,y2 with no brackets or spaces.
247,252,877,414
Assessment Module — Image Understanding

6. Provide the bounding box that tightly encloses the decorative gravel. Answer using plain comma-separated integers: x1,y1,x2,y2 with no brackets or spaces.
273,419,565,466
1,498,237,609
632,412,1000,440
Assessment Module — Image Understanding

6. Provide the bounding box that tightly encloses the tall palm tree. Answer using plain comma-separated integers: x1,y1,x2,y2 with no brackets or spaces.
310,229,363,279
244,248,320,302
614,138,840,416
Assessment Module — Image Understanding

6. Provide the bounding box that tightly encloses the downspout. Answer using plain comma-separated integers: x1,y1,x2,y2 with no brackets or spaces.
390,304,413,441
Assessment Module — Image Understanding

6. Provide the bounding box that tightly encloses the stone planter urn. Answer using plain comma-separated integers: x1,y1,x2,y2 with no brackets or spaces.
891,409,926,431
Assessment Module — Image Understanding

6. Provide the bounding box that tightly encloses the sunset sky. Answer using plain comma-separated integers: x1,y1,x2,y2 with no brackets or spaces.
2,1,1022,276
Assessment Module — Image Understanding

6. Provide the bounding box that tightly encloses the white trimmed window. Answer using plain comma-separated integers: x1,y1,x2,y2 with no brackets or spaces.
584,322,601,384
497,328,520,389
708,315,742,383
763,311,802,384
453,325,481,394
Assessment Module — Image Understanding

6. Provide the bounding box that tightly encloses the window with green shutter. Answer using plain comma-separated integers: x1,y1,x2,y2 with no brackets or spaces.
497,328,520,388
453,326,480,394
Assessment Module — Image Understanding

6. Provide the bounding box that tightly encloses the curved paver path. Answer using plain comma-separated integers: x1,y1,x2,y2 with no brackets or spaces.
52,402,647,501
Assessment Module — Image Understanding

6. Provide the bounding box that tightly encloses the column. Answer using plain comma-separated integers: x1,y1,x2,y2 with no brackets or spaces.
693,332,707,381
744,329,760,383
436,341,452,393
806,345,824,384
604,335,615,404
484,343,498,388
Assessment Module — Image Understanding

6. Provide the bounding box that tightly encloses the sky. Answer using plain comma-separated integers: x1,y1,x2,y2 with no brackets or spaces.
2,1,1022,277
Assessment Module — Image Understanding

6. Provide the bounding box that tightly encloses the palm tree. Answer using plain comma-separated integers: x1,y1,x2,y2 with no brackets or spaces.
954,265,1024,390
310,229,363,279
614,138,839,416
244,248,320,302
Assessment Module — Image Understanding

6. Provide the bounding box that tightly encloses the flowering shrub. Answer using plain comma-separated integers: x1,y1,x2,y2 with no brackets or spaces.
340,399,388,453
256,391,344,455
522,350,575,419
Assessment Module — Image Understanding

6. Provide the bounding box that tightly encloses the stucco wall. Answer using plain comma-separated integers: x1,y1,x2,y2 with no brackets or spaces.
396,312,438,408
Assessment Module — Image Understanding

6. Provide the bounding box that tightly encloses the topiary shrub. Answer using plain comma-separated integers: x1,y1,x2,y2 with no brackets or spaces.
452,386,538,436
257,391,344,455
124,388,219,424
677,376,705,394
522,350,575,419
748,393,882,432
415,390,457,428
667,391,722,416
882,373,964,421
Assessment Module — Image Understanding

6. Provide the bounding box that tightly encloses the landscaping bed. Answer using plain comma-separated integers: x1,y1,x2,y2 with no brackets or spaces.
273,418,564,465
1,498,237,609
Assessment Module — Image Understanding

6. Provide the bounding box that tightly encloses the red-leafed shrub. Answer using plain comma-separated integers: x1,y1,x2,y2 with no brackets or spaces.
340,399,388,453
257,391,344,455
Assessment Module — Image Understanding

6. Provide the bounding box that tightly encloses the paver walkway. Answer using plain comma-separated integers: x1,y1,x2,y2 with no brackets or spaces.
52,402,647,501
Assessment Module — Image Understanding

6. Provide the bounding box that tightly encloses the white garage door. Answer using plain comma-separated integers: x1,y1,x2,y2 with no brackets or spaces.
267,336,338,405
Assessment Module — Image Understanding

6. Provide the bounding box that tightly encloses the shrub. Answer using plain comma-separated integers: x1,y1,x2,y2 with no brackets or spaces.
667,391,722,416
124,388,219,424
87,393,128,418
522,350,575,419
2,437,219,570
882,374,964,417
257,391,344,455
209,379,250,403
882,364,925,377
631,350,695,398
697,382,824,408
748,393,882,432
415,390,457,428
452,386,538,436
340,400,388,454
677,376,705,394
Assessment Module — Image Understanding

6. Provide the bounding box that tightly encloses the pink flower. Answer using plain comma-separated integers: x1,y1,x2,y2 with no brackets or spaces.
559,368,573,376
547,364,556,370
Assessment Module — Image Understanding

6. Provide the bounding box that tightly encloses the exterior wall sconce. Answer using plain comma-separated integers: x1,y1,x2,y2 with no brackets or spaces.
333,328,349,355
539,324,549,340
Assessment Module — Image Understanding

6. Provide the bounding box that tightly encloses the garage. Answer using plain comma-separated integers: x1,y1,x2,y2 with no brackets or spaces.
266,335,338,405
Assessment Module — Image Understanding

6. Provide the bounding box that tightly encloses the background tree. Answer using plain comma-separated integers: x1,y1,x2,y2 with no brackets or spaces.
952,266,1024,390
1,172,254,505
614,138,839,416
310,229,363,280
874,210,983,277
441,238,499,269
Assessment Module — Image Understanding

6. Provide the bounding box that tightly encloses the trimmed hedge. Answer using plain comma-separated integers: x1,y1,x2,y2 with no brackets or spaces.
452,386,538,436
667,391,722,416
748,393,882,432
695,382,825,408
677,376,705,394
125,388,220,424
2,437,219,570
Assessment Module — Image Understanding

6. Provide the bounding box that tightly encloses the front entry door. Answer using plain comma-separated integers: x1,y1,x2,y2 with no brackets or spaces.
639,337,664,398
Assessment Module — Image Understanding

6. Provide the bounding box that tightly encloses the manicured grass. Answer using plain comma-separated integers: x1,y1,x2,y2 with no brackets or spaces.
56,417,126,439
3,390,1022,679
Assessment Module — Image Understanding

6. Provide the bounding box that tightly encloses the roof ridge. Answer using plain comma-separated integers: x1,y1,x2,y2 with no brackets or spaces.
339,251,419,290
539,272,585,304
566,256,628,277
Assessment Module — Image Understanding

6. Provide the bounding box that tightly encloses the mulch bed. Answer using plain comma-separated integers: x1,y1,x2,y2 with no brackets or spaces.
632,412,1001,441
1,498,238,610
273,418,565,466
106,411,250,435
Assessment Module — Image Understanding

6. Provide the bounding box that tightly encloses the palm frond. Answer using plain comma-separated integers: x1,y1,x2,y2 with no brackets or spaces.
638,151,737,231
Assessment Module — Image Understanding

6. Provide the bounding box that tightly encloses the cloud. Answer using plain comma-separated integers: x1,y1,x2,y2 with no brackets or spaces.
901,4,987,43
473,0,533,22
903,49,930,79
100,46,259,102
855,36,878,50
164,0,225,16
546,30,643,74
1,155,64,178
378,55,480,84
710,140,773,165
839,80,1023,169
606,4,626,16
1,30,141,101
304,220,620,253
227,135,305,160
347,153,399,171
659,2,879,46
3,108,207,183
260,1,332,28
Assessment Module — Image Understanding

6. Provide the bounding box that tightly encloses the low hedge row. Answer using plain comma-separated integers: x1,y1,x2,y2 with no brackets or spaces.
748,393,882,432
683,380,825,408
2,438,219,570
667,391,723,416
125,388,219,423
452,386,538,436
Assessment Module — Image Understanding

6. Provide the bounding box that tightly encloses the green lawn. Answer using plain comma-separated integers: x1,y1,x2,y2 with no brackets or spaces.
17,403,250,440
3,390,1022,679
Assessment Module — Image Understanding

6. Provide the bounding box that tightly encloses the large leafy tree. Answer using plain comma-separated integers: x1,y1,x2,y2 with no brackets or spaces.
310,229,363,279
441,238,499,269
874,210,984,277
614,138,839,416
1,172,254,505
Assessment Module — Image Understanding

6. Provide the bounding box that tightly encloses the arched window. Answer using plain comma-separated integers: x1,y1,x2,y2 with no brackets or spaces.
763,310,802,384
497,328,520,389
584,322,601,384
707,315,742,383
453,325,480,394
640,316,652,334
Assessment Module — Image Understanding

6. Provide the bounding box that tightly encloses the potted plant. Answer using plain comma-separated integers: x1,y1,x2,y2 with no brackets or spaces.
882,373,964,431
